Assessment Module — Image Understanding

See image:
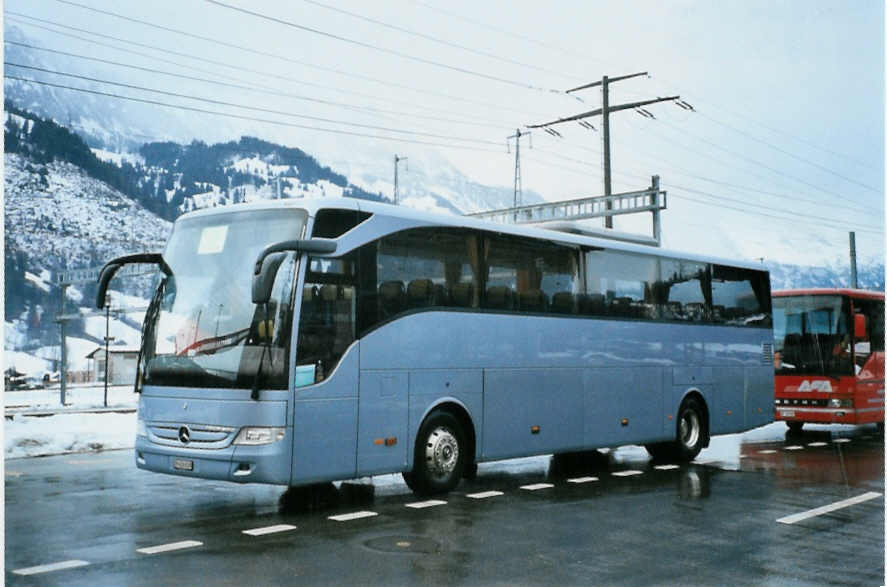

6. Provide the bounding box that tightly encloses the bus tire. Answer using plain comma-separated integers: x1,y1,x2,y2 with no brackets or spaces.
674,397,706,462
877,421,884,436
786,421,804,434
406,409,466,495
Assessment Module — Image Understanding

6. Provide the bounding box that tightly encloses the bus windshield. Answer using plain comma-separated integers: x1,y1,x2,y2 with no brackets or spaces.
142,208,307,389
773,295,852,377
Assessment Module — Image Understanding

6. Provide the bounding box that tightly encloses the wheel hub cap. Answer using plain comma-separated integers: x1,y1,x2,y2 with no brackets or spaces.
680,411,700,448
426,426,459,479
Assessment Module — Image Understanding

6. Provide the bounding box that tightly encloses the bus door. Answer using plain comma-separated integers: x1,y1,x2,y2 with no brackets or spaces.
852,298,885,426
290,255,360,485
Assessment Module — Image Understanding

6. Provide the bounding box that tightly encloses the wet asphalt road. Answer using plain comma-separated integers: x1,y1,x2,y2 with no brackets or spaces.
5,422,884,586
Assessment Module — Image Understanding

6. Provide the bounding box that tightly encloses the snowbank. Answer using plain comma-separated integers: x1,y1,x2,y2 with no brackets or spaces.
4,350,52,377
5,412,136,459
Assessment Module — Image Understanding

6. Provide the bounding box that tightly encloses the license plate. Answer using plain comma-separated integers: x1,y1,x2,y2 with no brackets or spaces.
173,458,194,471
781,410,795,418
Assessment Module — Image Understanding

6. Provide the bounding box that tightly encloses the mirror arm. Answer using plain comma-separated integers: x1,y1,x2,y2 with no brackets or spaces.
253,239,337,275
95,253,170,309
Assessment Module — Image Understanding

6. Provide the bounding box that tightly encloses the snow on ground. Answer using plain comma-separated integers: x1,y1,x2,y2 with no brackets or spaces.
4,350,53,377
65,337,99,371
5,384,137,411
5,384,138,459
90,148,145,167
83,315,142,347
6,412,137,459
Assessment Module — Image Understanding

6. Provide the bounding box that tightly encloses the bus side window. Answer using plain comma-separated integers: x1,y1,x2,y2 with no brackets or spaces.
658,259,709,323
710,265,772,327
296,254,358,386
586,250,658,319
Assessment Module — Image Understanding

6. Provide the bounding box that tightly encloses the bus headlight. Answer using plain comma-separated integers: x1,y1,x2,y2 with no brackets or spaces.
829,398,853,408
136,417,147,438
234,427,286,445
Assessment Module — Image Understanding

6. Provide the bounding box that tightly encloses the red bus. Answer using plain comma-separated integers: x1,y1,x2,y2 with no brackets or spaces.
773,288,884,433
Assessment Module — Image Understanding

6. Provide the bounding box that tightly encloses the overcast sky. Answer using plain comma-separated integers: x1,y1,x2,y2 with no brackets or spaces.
4,0,884,265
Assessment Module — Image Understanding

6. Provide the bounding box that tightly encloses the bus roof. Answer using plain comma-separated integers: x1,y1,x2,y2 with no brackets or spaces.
773,288,885,300
177,197,769,272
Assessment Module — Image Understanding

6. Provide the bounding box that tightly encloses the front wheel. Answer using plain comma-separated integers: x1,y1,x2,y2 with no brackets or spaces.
786,421,804,434
403,410,466,495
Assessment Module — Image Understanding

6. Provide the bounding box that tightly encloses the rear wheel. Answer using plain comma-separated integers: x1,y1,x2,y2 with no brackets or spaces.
786,421,804,434
403,409,466,495
646,397,707,462
674,397,706,461
877,421,884,436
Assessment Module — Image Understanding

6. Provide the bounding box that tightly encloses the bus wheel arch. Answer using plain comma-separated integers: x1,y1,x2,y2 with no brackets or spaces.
404,404,472,495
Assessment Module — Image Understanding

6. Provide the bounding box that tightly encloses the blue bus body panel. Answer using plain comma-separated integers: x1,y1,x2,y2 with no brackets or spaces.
357,370,409,476
357,311,772,464
291,345,359,484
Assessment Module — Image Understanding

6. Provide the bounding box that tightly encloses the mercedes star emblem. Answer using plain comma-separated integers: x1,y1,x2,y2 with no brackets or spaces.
178,426,191,444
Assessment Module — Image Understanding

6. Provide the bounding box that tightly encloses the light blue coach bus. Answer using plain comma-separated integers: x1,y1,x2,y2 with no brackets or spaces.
97,197,773,495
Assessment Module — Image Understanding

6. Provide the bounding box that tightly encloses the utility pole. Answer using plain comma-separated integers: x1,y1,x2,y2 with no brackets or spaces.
393,154,408,204
528,71,680,228
507,128,531,219
58,284,68,406
849,231,858,289
103,296,115,408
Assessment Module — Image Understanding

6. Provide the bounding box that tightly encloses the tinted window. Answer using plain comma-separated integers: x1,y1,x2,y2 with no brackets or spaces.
659,259,709,322
585,250,658,319
483,234,578,313
711,265,771,326
312,209,371,238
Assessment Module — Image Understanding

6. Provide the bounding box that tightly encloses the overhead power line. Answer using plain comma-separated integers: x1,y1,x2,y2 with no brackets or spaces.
204,0,565,94
5,40,510,132
4,75,504,153
409,1,879,175
5,63,503,146
529,71,680,228
692,110,880,193
530,144,883,234
8,12,548,121
301,0,583,83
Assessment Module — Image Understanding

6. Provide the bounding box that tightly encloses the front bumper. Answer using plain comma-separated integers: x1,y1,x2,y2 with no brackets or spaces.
134,428,292,485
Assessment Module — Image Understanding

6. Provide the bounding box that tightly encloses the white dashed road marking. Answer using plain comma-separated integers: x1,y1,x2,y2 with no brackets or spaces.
466,491,504,499
13,560,90,576
654,464,680,470
567,476,599,483
807,442,827,447
758,449,777,454
520,483,554,491
137,540,202,555
406,500,447,509
328,511,378,522
784,445,804,451
242,524,297,536
832,438,851,443
611,470,643,477
777,492,882,525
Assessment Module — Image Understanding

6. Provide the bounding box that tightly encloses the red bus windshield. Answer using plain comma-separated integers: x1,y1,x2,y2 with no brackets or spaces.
773,295,853,377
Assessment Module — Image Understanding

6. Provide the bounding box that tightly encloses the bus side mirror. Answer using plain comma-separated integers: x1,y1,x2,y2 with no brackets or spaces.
251,238,337,304
252,252,287,305
854,313,867,341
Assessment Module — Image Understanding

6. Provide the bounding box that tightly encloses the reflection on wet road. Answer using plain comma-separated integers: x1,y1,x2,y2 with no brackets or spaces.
6,422,884,585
